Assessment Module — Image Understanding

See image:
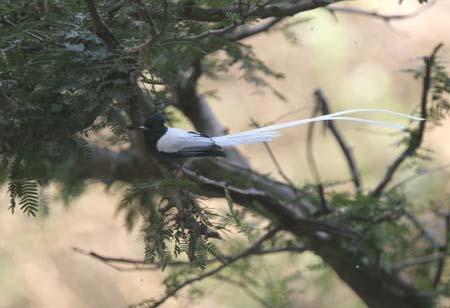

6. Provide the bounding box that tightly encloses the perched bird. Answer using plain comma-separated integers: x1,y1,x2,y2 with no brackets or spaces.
140,109,423,159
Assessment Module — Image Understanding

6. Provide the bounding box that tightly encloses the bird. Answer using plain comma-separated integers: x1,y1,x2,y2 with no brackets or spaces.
139,109,424,159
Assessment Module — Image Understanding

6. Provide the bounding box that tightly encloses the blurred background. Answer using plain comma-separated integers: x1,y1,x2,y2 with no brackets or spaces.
1,0,450,307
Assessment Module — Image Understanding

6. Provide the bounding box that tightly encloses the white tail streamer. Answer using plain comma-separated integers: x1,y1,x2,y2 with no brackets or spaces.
212,108,423,147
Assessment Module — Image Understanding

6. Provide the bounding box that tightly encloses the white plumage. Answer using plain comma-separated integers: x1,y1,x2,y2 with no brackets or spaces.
212,108,422,147
157,128,215,152
155,108,423,154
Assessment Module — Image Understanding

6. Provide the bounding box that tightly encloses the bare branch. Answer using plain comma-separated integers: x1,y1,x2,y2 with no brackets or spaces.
73,245,308,271
85,0,122,50
249,119,300,195
405,211,440,250
388,163,450,192
73,247,158,271
131,228,281,308
328,1,436,23
305,107,329,215
227,17,284,41
214,275,273,308
183,24,237,40
314,89,362,193
133,0,160,36
391,253,447,272
371,43,444,197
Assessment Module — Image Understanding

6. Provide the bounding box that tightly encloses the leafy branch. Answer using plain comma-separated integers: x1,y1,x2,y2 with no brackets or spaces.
371,43,444,197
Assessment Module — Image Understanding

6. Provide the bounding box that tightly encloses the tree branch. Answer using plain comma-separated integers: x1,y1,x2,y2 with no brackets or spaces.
391,253,447,272
226,17,284,41
183,24,237,40
214,275,273,308
314,89,362,193
328,1,436,23
371,43,444,197
432,213,450,288
72,244,307,271
67,138,432,307
85,0,122,50
125,0,168,54
131,228,280,308
159,0,344,22
249,119,300,195
388,163,450,192
305,107,329,215
405,211,440,250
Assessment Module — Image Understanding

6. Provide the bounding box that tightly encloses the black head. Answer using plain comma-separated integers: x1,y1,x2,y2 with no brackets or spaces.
144,112,166,128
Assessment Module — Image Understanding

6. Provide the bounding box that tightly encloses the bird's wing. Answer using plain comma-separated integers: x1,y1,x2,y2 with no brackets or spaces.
156,128,217,153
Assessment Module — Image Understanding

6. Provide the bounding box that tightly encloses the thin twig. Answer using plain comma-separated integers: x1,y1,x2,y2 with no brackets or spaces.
260,106,313,127
227,17,284,41
314,89,362,193
131,228,280,308
2,17,65,47
134,0,160,36
73,245,308,271
73,247,158,271
214,275,273,308
85,0,122,50
250,119,299,194
405,211,440,250
371,43,444,197
183,24,237,40
306,107,328,215
391,253,447,272
388,163,450,192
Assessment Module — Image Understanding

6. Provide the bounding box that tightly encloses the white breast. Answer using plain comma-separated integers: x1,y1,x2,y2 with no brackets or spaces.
156,128,215,153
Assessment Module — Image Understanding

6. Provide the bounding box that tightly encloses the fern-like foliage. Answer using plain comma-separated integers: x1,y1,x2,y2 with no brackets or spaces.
5,156,40,216
69,134,93,159
8,177,39,216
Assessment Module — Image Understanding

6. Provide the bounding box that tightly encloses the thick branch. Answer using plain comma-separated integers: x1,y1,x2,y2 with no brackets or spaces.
69,140,431,307
179,0,343,22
